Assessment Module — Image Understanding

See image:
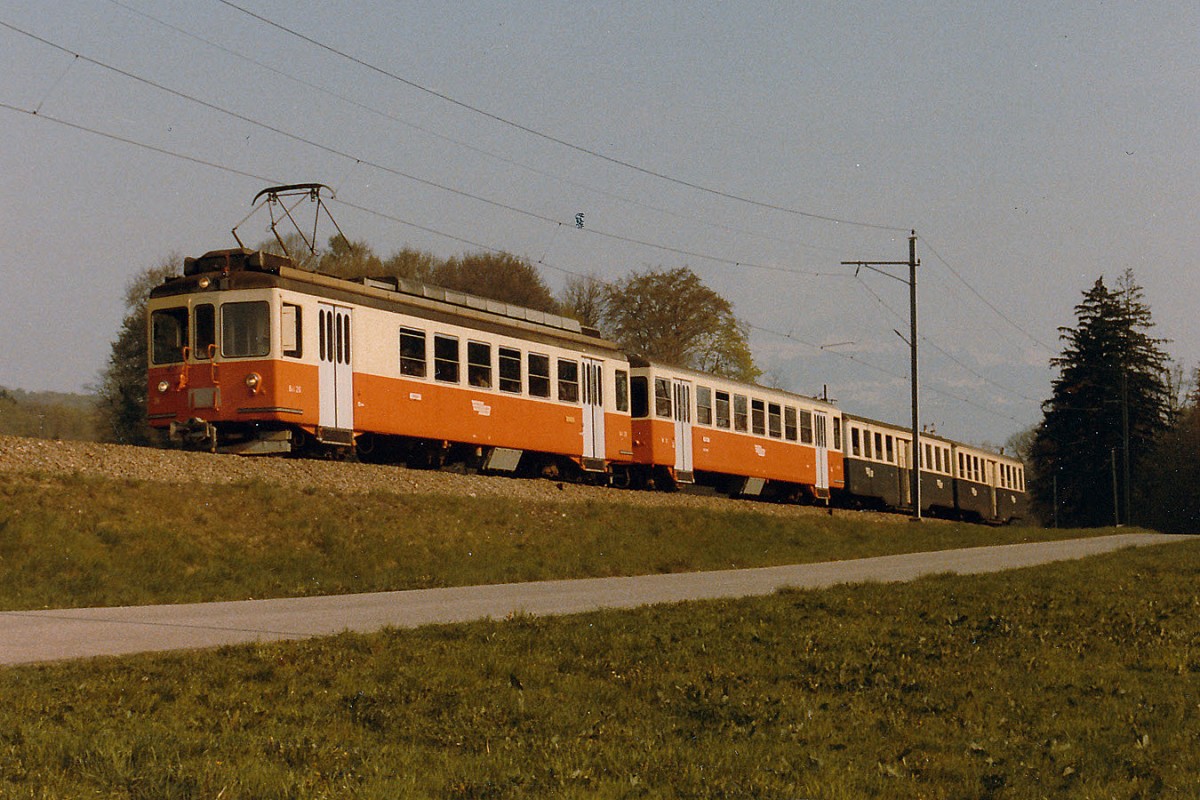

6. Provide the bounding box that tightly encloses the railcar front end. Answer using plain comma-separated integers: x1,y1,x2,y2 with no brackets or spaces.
147,248,634,478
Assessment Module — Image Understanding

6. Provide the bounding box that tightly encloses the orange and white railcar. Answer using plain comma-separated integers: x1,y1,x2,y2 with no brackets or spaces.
146,248,633,475
627,357,845,500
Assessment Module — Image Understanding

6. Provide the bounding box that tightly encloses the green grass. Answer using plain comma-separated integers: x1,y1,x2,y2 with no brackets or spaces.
1,540,1197,798
1,471,1118,611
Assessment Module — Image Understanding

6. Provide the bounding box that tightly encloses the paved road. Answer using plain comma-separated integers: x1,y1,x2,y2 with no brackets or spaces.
0,533,1189,666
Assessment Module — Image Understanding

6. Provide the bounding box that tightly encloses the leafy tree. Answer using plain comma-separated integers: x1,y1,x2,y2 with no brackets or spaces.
258,232,321,271
319,235,383,278
381,247,439,283
430,252,561,313
559,273,607,330
601,267,760,382
1029,270,1172,527
96,256,181,445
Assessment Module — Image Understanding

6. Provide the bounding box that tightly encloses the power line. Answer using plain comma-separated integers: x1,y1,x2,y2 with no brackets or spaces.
854,275,1039,403
105,0,846,260
922,235,1055,354
3,96,1026,429
0,18,841,280
0,24,1030,432
0,101,278,185
217,0,909,233
747,322,1026,425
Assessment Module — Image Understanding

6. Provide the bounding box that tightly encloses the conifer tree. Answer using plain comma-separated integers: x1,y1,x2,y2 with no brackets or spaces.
96,256,181,444
1030,270,1171,526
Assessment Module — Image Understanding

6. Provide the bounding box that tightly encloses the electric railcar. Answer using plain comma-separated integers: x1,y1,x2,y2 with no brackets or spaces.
147,247,1027,522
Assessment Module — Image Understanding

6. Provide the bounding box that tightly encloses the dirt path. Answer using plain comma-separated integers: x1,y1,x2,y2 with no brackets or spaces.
1,532,1187,666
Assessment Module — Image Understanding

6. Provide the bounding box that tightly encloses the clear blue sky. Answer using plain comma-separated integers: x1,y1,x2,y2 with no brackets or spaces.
2,1,1197,447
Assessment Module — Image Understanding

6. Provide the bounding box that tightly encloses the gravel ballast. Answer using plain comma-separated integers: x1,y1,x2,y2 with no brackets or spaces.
0,435,908,521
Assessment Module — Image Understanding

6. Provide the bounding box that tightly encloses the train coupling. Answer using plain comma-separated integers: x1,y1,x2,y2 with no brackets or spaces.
169,418,218,452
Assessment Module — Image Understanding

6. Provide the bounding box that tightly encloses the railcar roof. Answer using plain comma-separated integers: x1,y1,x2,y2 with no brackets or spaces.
627,355,841,412
159,248,623,356
842,411,1021,463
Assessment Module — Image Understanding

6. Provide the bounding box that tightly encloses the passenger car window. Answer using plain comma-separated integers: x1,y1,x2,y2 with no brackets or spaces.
399,328,426,377
733,394,748,432
468,341,492,388
615,370,630,413
499,347,521,393
528,353,550,397
434,335,459,383
654,378,672,418
696,386,713,425
715,391,731,429
558,359,579,403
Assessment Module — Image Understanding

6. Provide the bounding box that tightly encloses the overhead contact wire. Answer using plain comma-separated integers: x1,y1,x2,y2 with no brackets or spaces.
217,0,908,233
0,18,842,280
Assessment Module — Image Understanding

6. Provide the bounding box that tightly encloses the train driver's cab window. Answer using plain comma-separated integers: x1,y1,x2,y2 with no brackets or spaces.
654,377,672,418
733,394,748,432
468,341,492,388
434,335,459,383
499,347,521,393
400,328,426,377
558,359,579,403
630,376,649,418
696,386,713,425
222,301,270,358
528,353,550,397
615,369,630,413
281,303,302,359
151,307,189,364
194,304,215,360
715,391,731,429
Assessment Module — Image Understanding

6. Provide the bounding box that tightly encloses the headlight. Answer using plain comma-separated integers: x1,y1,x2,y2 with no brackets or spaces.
157,380,170,393
245,372,262,393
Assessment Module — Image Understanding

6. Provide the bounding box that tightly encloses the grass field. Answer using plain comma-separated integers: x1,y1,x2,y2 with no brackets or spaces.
3,469,1194,797
0,540,1197,798
1,471,1116,612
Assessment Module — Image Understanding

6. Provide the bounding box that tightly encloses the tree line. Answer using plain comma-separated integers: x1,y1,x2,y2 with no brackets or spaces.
1028,269,1199,532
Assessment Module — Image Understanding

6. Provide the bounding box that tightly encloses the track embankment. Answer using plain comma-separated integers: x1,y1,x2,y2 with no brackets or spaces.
0,435,903,521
